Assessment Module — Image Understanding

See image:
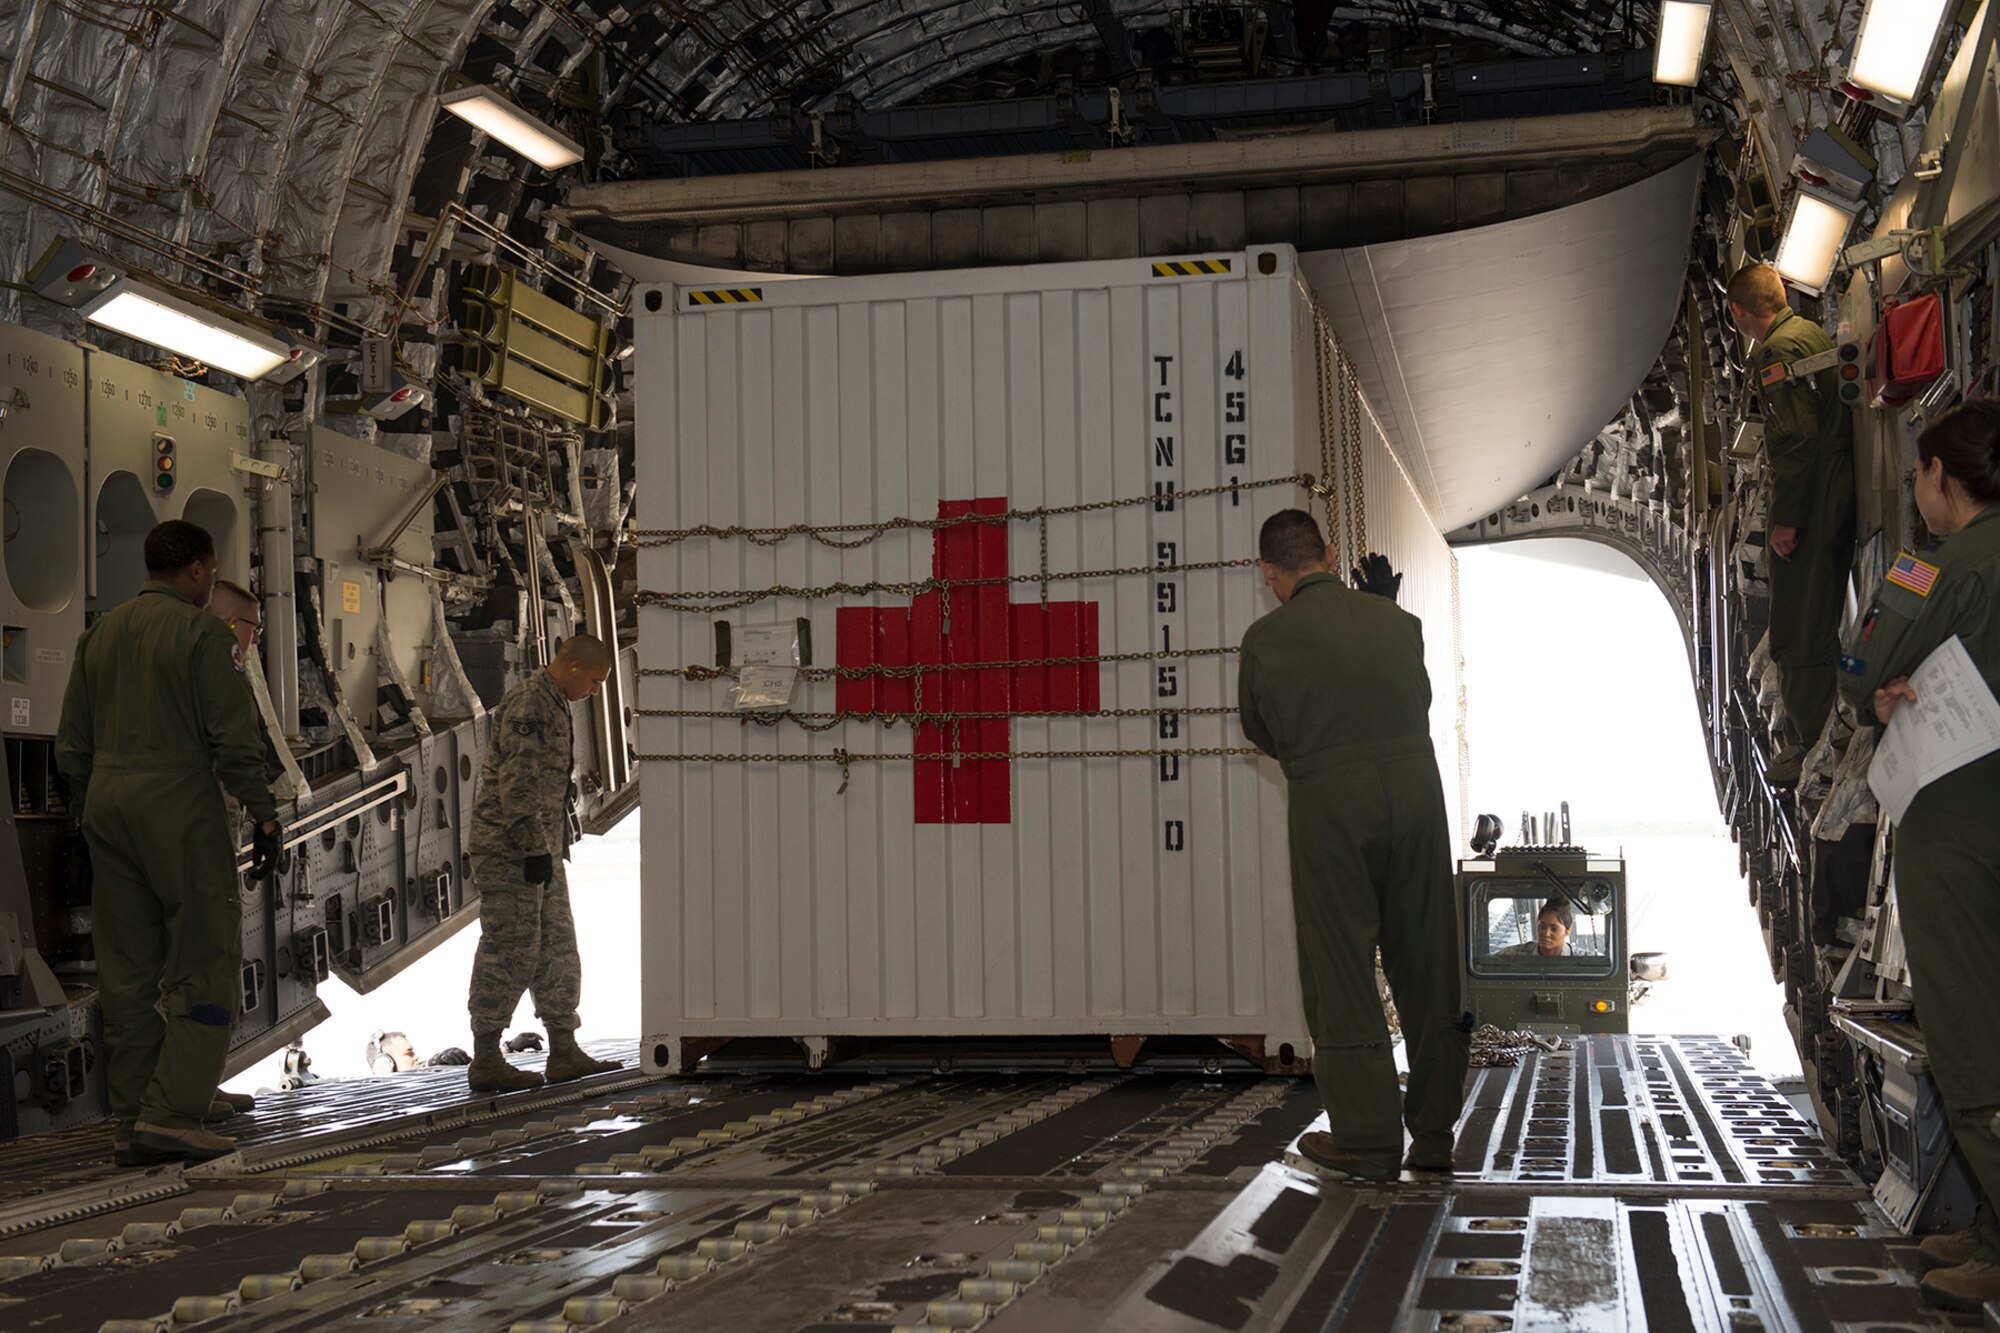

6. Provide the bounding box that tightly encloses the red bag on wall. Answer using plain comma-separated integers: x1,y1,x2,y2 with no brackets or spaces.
1869,291,1946,408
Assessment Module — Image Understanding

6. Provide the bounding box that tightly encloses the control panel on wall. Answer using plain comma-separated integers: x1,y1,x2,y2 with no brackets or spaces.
84,348,252,617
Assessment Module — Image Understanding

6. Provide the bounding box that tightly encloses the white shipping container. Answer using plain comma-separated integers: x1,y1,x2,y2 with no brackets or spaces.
633,245,1462,1073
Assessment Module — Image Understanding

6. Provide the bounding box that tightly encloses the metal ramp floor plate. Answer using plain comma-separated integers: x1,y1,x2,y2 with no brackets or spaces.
0,1037,1981,1332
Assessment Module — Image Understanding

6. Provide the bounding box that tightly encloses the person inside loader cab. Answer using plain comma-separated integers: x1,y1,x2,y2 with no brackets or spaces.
1497,899,1574,957
1838,398,2000,1313
1727,262,1857,785
1237,510,1468,1183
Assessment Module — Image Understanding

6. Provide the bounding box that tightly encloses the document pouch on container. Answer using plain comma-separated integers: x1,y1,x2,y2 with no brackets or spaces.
733,666,798,711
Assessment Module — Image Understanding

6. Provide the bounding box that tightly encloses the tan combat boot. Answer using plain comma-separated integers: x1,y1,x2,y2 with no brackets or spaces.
1918,1228,1981,1271
1293,1132,1399,1184
127,1121,238,1165
1920,1255,2000,1311
467,1030,544,1093
544,1029,624,1083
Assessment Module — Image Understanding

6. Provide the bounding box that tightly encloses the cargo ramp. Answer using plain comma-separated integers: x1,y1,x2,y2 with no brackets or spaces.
0,1038,1977,1331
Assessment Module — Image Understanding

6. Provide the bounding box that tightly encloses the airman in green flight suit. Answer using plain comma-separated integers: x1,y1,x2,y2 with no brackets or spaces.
1728,262,1857,784
1838,400,2000,1312
1237,509,1468,1184
56,521,282,1166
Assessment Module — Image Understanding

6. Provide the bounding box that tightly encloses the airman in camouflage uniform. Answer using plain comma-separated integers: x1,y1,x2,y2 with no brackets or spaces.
465,633,622,1091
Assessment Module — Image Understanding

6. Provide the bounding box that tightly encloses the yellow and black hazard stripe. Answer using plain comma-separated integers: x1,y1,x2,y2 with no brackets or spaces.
1151,258,1232,278
686,288,764,306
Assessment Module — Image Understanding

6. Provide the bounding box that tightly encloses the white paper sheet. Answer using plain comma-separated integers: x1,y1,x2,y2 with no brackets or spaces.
732,665,797,711
1867,636,2000,822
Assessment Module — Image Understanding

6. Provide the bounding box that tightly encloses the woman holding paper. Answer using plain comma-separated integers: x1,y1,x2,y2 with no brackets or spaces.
1838,398,2000,1312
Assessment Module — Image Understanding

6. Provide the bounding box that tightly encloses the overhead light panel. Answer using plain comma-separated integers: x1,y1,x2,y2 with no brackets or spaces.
439,84,583,170
1652,1,1713,86
25,237,126,307
364,384,432,421
1791,126,1876,199
81,282,292,380
1846,0,1952,102
264,337,326,386
1774,188,1864,295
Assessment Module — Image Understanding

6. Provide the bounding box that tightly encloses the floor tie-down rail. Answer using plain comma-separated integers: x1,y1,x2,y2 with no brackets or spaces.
0,1037,1978,1331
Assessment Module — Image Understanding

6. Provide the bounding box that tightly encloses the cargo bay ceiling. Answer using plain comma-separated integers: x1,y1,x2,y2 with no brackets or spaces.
0,2,1930,525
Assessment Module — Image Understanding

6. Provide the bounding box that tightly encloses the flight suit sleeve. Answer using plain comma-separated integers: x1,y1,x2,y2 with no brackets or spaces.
54,633,93,814
1754,343,1823,530
194,628,278,824
1236,637,1278,757
1837,561,1973,721
1410,616,1433,716
486,687,564,858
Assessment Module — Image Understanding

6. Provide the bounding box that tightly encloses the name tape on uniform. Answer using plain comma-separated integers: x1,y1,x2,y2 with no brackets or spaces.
1758,347,1840,386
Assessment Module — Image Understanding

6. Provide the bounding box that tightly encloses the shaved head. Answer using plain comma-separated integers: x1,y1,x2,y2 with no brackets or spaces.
208,578,262,668
548,633,614,700
1726,263,1788,318
554,634,612,671
209,579,257,617
1259,509,1330,573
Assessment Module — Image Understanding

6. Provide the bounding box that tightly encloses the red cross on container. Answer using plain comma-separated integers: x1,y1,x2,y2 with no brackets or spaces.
834,498,1102,824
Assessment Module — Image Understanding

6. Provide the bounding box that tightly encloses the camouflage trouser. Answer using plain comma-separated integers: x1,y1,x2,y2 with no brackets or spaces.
467,854,582,1035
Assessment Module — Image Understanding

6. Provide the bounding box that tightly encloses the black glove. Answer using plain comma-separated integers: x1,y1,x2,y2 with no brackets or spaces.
426,1047,472,1067
250,820,283,881
524,853,553,886
1349,552,1402,602
504,1032,544,1054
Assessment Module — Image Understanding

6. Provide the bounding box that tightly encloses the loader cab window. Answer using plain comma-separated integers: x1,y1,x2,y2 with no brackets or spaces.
1468,881,1618,978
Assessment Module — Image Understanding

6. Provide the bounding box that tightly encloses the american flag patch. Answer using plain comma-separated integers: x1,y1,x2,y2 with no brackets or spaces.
1885,552,1940,597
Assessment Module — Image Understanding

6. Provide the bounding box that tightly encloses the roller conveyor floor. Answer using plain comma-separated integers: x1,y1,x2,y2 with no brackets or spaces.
0,1037,1985,1332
